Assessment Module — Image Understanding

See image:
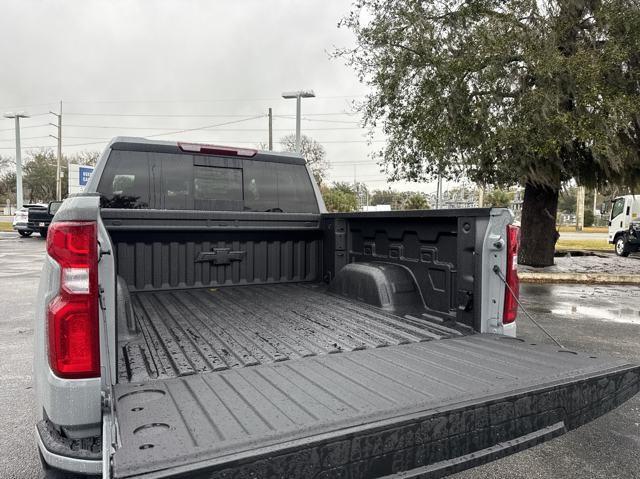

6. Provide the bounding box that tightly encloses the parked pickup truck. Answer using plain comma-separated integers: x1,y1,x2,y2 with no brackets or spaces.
34,137,640,479
28,203,55,237
12,203,46,237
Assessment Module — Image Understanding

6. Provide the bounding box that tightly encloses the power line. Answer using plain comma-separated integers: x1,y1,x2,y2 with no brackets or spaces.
0,123,50,132
145,115,267,138
0,144,55,150
61,124,366,131
64,112,265,118
0,101,58,111
63,111,360,119
0,139,107,150
1,94,367,110
274,115,360,124
0,135,50,142
49,136,386,144
295,112,360,117
59,95,366,105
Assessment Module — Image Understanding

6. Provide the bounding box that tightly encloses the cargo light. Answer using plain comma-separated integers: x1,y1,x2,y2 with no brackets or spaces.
503,224,520,324
46,222,100,379
177,142,257,157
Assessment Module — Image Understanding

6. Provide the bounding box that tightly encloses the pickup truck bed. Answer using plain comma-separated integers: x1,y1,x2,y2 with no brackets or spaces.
112,334,639,478
34,141,640,479
120,283,467,383
114,283,640,478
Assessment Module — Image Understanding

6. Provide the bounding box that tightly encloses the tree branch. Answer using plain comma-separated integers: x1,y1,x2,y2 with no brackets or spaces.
384,42,423,57
469,89,519,99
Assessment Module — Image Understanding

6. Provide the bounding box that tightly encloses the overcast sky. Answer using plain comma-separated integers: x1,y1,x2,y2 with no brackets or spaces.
0,0,446,193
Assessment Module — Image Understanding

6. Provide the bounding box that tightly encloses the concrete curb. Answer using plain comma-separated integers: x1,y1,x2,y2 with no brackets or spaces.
519,272,640,285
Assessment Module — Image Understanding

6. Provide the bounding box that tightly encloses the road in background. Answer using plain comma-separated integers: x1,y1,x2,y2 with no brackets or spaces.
559,231,609,240
0,232,638,478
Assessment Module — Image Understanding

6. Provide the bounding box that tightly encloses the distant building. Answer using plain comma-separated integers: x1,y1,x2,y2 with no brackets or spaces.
509,188,524,220
440,187,479,209
362,204,391,212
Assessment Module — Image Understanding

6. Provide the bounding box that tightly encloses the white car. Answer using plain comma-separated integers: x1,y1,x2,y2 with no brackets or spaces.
12,203,46,237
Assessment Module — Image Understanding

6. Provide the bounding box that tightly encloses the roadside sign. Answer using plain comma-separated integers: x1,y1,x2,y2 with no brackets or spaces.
68,164,95,195
79,166,93,186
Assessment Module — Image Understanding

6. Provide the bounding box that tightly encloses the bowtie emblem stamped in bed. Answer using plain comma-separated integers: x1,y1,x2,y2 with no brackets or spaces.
195,248,247,265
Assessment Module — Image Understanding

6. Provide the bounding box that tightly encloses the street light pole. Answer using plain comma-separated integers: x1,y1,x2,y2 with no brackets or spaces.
296,96,301,152
50,101,63,200
281,90,315,153
3,112,29,209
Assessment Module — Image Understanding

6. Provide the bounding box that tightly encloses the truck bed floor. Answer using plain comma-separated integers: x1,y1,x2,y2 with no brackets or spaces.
120,283,466,383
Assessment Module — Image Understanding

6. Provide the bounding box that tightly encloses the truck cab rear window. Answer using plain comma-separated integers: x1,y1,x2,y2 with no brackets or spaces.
98,151,151,209
98,150,318,213
194,166,242,201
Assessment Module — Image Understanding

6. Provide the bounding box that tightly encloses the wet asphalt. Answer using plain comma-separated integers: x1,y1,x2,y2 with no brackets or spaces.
0,231,638,479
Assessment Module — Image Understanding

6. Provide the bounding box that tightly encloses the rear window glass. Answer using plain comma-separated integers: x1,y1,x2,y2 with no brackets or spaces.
98,150,319,213
98,151,151,209
194,166,242,201
243,161,319,213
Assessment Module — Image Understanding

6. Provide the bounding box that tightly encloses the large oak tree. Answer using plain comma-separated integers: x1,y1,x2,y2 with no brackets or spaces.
337,0,640,266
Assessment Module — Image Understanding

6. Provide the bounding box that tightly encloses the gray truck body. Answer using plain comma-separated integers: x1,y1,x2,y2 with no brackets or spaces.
33,137,640,478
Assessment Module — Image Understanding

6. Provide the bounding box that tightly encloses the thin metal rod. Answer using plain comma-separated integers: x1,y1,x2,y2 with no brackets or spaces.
493,265,565,349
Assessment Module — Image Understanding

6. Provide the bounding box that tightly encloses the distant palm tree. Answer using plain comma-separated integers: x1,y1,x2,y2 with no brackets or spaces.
403,193,429,210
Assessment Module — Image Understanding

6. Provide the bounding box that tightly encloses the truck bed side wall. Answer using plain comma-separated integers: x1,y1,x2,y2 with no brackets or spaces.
322,210,492,329
104,209,496,330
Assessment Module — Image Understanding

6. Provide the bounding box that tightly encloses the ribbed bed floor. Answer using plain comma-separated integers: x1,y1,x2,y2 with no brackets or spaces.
119,283,465,383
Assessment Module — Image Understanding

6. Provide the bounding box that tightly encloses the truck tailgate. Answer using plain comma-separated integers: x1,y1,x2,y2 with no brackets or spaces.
110,335,639,479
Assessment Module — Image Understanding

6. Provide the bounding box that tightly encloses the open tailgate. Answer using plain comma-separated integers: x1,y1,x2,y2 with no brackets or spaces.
109,334,639,479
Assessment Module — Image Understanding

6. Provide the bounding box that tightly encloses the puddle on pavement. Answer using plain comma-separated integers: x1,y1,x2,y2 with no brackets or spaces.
551,304,640,324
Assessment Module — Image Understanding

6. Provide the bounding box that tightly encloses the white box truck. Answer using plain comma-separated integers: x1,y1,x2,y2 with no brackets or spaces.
607,195,640,256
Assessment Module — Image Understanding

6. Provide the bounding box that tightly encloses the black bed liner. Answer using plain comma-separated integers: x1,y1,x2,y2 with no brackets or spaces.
111,334,640,478
120,283,466,383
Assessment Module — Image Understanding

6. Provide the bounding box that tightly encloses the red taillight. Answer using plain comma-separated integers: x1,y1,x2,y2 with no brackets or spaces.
503,224,520,324
46,222,100,379
177,142,257,157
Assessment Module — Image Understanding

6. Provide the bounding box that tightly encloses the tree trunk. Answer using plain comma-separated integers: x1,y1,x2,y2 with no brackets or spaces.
518,182,560,267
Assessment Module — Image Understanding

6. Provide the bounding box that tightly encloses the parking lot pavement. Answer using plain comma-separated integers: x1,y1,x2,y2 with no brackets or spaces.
0,234,638,479
453,283,640,479
0,233,46,479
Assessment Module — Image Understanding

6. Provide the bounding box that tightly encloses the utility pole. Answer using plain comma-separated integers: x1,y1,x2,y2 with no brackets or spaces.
268,108,273,151
50,101,63,200
281,90,315,153
576,186,586,231
478,186,485,208
435,175,442,209
3,112,29,209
